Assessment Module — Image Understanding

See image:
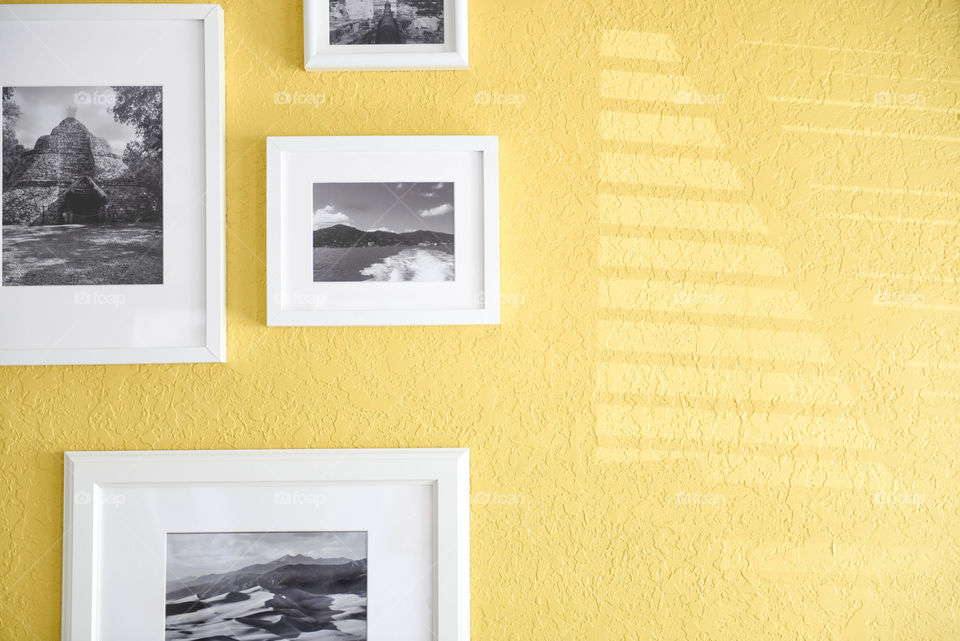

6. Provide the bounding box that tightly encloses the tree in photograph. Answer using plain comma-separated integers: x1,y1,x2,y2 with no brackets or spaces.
110,86,162,215
2,88,26,192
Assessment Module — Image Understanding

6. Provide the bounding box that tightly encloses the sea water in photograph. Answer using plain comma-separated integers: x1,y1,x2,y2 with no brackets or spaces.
313,182,454,282
1,86,163,286
166,531,368,641
329,0,444,45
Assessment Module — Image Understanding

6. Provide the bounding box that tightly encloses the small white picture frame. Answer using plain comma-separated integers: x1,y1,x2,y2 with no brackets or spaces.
63,448,470,641
0,4,226,366
267,136,499,326
305,0,468,71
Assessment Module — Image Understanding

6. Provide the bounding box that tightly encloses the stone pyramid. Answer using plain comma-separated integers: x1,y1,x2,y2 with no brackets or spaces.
2,117,158,225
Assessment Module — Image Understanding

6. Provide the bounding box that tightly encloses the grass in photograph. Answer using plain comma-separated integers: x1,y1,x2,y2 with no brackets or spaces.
2,222,163,286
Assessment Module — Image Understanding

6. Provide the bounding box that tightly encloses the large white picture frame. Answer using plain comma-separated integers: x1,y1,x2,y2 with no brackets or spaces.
304,0,468,71
63,448,470,641
0,4,225,366
267,136,499,326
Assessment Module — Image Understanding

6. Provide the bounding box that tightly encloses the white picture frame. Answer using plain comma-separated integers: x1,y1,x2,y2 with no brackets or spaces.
0,4,225,366
266,136,499,326
63,448,470,641
305,0,468,71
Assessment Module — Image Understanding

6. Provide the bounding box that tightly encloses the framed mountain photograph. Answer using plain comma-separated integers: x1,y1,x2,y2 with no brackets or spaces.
311,182,456,283
0,5,225,366
62,448,470,641
304,0,468,70
267,136,499,326
166,531,368,640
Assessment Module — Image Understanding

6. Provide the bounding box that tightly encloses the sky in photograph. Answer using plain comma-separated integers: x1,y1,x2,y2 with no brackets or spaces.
3,86,145,151
313,182,454,234
166,531,367,579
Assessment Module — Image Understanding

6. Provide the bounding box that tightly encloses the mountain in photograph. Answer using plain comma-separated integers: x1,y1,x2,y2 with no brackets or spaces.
166,554,367,641
313,223,453,248
172,554,359,593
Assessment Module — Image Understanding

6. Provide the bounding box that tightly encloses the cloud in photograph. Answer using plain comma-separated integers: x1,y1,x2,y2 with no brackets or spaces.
420,203,453,217
312,182,454,235
420,183,446,198
313,204,352,230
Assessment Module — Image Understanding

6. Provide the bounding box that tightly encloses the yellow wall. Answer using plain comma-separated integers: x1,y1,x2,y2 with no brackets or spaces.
2,0,960,639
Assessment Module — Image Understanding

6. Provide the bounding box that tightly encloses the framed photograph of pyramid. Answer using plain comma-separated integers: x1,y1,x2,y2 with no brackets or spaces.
0,5,225,366
304,0,468,70
3,86,163,286
267,136,499,326
62,448,470,641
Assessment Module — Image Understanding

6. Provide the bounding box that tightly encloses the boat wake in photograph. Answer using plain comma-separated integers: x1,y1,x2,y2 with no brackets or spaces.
360,247,454,281
313,237,454,282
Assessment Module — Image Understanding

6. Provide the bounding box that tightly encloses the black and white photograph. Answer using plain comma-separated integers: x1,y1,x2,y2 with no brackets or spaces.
313,182,454,282
1,85,163,286
268,137,496,325
328,0,444,45
166,531,368,641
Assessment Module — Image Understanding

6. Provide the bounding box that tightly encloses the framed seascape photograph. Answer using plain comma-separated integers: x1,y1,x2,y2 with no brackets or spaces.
0,5,225,365
63,448,470,641
304,0,468,70
267,136,499,326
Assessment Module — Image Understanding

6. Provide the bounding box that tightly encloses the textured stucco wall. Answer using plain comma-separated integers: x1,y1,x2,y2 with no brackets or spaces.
2,0,960,639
